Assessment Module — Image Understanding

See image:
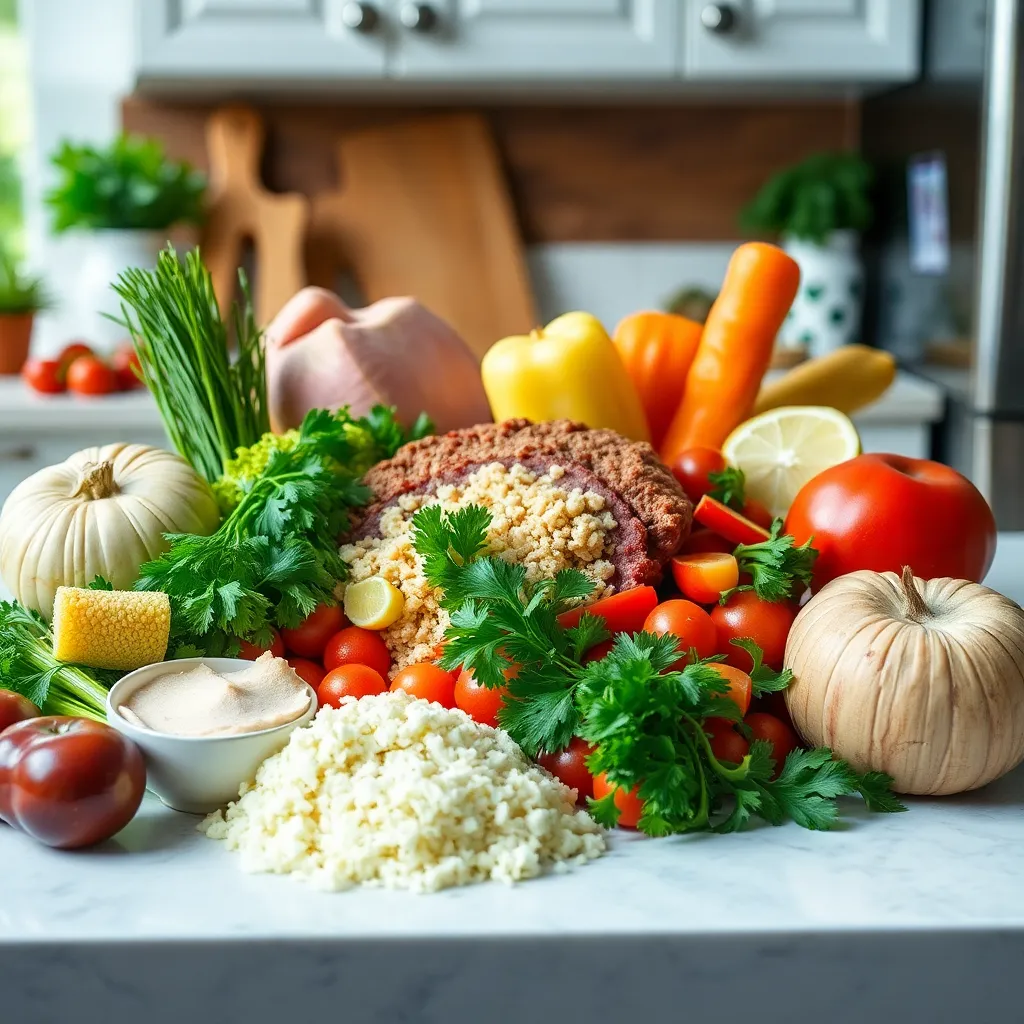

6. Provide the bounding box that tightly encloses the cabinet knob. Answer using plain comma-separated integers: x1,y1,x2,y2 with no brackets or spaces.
700,3,738,34
399,3,440,33
341,1,380,32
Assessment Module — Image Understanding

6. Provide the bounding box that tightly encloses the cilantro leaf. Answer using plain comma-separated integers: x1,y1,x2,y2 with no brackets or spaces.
499,665,579,757
729,638,794,695
857,771,908,813
707,465,747,510
731,519,818,602
565,614,610,662
87,575,114,591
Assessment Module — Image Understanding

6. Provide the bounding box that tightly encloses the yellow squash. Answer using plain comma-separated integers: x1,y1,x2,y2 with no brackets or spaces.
481,312,650,442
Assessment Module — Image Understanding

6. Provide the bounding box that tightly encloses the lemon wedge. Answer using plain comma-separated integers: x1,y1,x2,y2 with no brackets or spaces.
343,577,405,630
722,405,860,518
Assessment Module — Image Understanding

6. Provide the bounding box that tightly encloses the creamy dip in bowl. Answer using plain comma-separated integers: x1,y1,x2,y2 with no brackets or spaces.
107,656,318,814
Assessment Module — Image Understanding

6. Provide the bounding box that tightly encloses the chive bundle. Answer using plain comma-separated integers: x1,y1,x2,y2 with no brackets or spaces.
111,245,269,483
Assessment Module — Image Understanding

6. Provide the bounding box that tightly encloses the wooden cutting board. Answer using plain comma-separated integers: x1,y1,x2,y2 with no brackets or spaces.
307,114,535,359
201,105,308,326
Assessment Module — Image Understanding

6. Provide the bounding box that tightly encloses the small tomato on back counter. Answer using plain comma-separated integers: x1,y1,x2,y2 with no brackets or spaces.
785,453,997,589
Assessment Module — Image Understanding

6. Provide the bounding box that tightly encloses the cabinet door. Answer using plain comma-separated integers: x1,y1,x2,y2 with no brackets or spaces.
684,0,921,81
391,0,678,79
137,0,389,82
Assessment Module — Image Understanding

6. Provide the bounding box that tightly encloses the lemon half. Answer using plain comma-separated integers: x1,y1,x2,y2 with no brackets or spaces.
343,577,405,630
722,405,860,518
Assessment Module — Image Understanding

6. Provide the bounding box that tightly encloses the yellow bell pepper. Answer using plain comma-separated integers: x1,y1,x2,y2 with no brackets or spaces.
482,312,651,442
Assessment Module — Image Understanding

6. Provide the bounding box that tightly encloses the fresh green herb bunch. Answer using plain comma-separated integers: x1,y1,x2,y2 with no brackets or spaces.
412,503,905,835
135,408,375,657
46,134,205,233
741,152,873,245
112,245,268,484
0,248,51,315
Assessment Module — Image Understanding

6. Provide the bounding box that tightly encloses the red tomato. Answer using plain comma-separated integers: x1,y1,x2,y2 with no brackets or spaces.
785,453,997,589
286,657,326,689
709,663,752,716
238,628,285,660
22,358,64,394
671,552,740,604
679,528,735,555
643,599,717,662
324,626,391,678
0,689,40,734
66,355,117,396
56,341,93,381
710,591,796,672
694,495,771,547
703,717,750,764
0,717,145,849
454,667,510,728
556,585,658,635
669,447,726,502
742,497,775,530
537,737,595,801
582,638,615,664
110,345,143,390
390,663,457,708
745,712,800,776
280,604,347,658
318,664,388,706
593,772,644,829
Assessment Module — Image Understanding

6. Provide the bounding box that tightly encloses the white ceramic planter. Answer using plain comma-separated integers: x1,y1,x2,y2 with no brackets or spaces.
63,229,166,351
779,230,864,358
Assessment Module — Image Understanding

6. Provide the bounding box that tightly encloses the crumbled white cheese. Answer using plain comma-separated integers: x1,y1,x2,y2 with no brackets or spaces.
201,691,605,892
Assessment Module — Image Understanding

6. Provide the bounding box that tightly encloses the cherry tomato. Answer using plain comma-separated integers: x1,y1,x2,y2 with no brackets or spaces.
749,690,792,722
679,528,735,556
318,664,388,706
22,357,64,394
537,737,595,801
669,447,726,502
280,604,347,659
709,663,752,716
0,717,145,849
324,626,391,678
582,638,615,664
745,712,800,776
703,717,750,764
390,662,457,708
643,599,717,662
238,628,285,660
0,689,40,734
742,497,775,530
711,591,796,672
56,341,93,381
286,657,326,689
593,772,644,829
556,586,658,635
66,355,118,396
671,552,739,605
110,344,143,391
785,453,997,589
454,667,510,728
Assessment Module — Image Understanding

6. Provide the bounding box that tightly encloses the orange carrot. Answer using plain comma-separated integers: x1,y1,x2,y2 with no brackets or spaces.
613,311,703,448
659,243,800,462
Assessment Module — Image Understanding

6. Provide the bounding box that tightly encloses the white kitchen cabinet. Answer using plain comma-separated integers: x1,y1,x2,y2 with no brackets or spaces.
136,0,388,82
390,0,678,79
683,0,921,81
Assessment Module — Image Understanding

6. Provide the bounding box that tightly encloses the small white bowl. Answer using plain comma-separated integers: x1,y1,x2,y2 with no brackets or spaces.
106,657,317,815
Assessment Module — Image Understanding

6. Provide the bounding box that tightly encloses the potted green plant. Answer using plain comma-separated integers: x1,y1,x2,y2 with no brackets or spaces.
0,249,50,375
741,152,873,358
46,133,205,350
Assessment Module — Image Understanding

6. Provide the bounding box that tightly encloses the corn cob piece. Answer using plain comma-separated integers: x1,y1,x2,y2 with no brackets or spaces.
52,587,171,671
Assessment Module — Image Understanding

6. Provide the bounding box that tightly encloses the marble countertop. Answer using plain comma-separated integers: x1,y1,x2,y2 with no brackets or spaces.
5,537,1024,1023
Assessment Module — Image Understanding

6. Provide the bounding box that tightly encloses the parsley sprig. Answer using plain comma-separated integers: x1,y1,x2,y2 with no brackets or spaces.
136,408,372,655
726,518,818,603
411,503,905,835
707,465,747,510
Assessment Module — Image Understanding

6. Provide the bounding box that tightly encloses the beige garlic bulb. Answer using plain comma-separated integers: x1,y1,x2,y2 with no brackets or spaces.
785,566,1024,795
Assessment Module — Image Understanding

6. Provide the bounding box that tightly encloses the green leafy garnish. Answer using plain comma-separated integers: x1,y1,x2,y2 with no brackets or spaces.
728,519,818,602
412,502,904,835
707,465,747,511
728,638,793,695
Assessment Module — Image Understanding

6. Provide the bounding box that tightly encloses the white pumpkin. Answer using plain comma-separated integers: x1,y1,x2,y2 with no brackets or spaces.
785,566,1024,796
0,443,219,617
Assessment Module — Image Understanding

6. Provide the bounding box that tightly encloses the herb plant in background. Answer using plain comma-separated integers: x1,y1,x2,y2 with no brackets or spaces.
740,151,874,360
0,247,50,374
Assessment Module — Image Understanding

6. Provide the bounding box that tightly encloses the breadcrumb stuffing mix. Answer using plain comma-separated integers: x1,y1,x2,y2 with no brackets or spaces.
201,692,606,892
340,463,618,674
